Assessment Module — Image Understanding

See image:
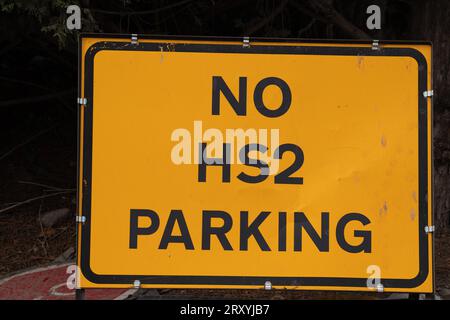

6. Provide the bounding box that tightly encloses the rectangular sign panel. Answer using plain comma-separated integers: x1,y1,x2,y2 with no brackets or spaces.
77,35,433,292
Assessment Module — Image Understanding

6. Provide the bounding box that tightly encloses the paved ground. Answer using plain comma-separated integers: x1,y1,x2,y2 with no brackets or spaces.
0,263,137,300
0,262,448,300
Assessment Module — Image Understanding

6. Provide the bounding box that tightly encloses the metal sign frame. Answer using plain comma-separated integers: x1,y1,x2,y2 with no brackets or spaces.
77,34,433,292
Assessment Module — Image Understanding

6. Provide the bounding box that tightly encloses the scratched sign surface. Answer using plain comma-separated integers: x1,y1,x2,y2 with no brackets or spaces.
77,35,433,292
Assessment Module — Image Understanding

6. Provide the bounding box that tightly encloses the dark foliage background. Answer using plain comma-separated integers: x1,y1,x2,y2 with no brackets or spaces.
0,0,449,291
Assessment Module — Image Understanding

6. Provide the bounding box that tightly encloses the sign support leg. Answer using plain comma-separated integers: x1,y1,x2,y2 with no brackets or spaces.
75,288,85,300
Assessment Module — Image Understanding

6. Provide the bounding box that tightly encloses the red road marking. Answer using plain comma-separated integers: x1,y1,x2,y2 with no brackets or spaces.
0,263,136,300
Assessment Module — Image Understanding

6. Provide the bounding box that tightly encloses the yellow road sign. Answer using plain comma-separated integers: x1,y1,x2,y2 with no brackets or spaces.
77,35,433,292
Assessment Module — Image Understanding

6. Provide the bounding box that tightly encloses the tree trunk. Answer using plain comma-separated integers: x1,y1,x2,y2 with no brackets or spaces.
411,0,450,233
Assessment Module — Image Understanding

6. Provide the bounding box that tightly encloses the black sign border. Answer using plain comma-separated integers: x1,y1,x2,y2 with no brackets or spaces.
79,37,431,290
